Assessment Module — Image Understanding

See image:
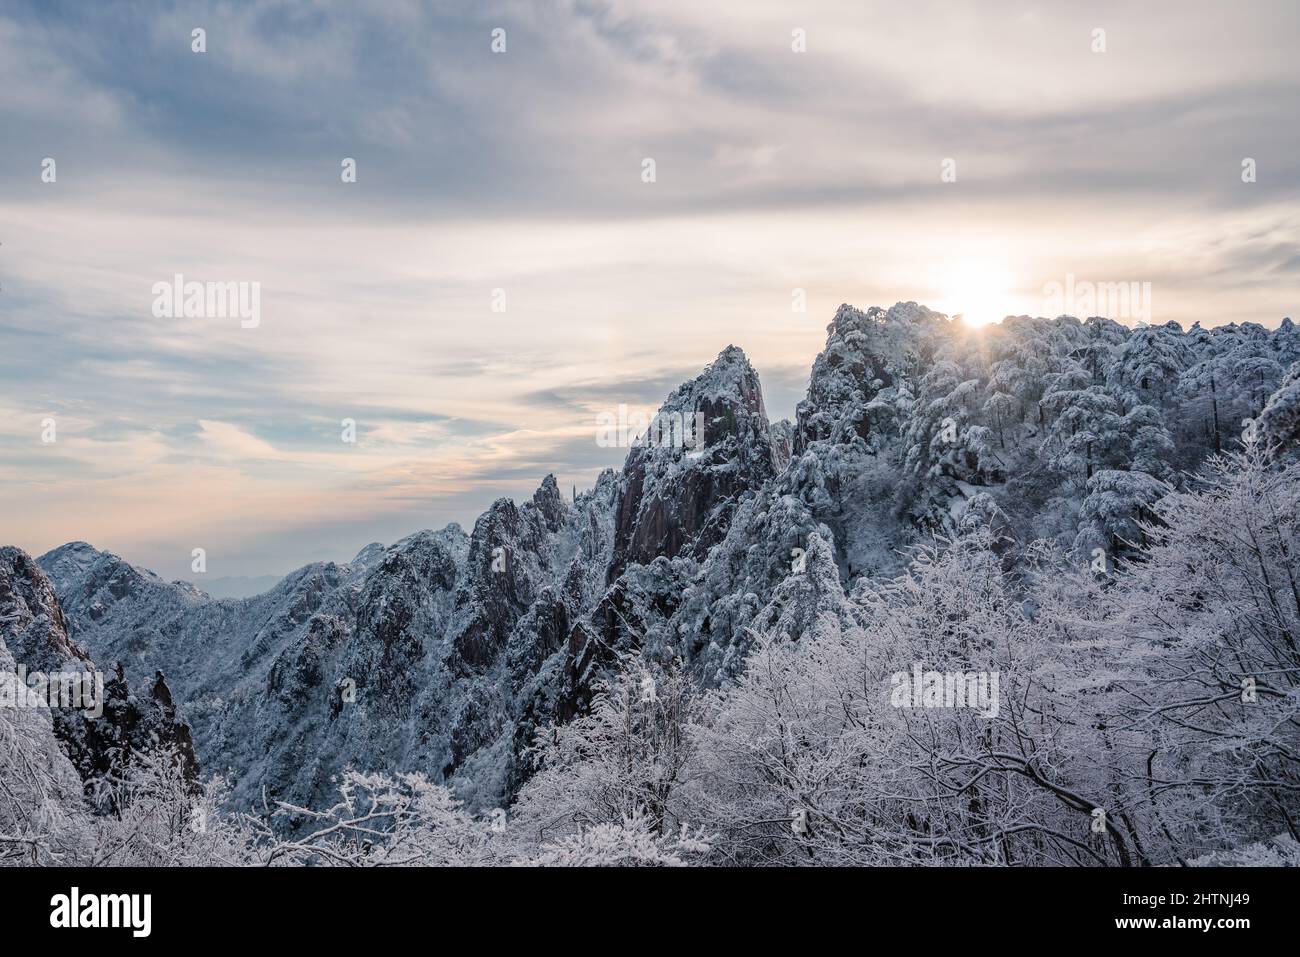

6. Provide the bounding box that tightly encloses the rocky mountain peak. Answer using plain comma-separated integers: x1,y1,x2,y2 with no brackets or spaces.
796,301,947,453
351,541,387,566
530,473,568,531
610,345,778,576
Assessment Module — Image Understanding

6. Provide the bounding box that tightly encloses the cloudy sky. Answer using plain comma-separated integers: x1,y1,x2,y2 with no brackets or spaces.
2,0,1297,582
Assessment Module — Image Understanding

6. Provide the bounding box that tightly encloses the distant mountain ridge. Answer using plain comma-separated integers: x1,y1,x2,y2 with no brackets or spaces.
19,302,1300,815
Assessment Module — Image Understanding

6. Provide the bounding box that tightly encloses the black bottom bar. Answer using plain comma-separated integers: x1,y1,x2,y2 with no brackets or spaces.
0,866,1282,944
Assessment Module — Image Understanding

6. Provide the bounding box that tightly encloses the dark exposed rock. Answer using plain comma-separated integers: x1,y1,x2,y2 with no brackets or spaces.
0,547,201,807
609,346,780,578
531,473,569,532
447,496,555,676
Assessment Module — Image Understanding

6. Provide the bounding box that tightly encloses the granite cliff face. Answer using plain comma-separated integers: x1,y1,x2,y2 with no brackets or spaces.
555,345,788,719
0,546,199,807
611,345,781,575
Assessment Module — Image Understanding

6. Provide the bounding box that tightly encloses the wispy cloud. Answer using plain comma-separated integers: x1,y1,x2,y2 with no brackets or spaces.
2,0,1296,576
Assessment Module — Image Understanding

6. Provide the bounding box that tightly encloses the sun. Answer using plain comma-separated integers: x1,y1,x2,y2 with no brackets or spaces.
935,262,1014,328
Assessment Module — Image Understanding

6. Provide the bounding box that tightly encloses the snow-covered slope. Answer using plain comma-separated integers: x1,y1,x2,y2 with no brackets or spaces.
25,303,1300,817
36,475,620,812
0,630,89,863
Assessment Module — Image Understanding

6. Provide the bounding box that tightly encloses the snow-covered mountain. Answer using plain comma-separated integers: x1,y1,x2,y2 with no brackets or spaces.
19,302,1300,826
0,547,198,809
35,477,622,812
